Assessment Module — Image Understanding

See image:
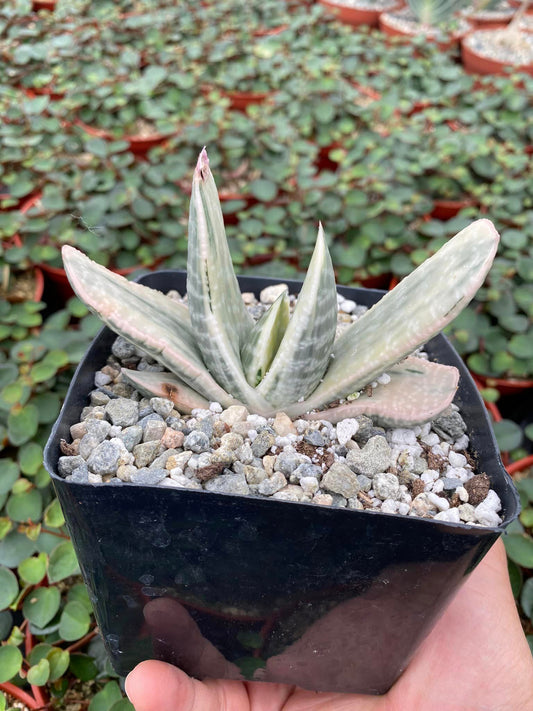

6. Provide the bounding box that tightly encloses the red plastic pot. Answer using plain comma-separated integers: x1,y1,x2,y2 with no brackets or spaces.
461,28,533,75
318,0,401,27
32,0,55,9
221,90,274,111
473,373,533,397
430,198,476,220
507,454,533,476
379,10,471,50
75,120,177,156
461,7,514,28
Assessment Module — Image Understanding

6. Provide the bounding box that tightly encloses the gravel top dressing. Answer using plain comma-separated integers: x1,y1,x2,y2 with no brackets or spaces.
464,27,533,65
57,287,503,528
382,7,472,38
321,0,398,9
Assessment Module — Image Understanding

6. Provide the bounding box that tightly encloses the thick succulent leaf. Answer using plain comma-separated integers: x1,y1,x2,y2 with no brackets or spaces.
407,0,466,24
62,246,236,407
241,290,290,387
290,219,499,415
188,149,271,413
302,358,459,427
121,369,210,414
256,224,337,408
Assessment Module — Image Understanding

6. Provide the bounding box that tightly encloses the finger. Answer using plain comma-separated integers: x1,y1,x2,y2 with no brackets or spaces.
125,660,248,711
143,597,241,679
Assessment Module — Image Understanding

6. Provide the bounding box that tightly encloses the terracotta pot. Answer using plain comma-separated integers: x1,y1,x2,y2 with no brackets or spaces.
32,0,55,9
221,90,274,111
461,7,514,28
379,10,471,50
3,234,44,303
507,454,533,476
75,120,177,156
461,28,533,75
430,198,476,220
473,373,533,396
319,0,401,27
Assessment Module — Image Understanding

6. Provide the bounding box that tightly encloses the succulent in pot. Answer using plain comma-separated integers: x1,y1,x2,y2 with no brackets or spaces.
44,149,519,694
380,0,472,46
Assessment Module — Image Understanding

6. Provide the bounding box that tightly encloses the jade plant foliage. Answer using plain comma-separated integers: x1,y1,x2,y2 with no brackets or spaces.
63,149,499,428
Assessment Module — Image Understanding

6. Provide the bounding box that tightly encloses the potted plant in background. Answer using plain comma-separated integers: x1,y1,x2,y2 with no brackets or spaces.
461,0,533,73
317,0,402,28
380,0,472,48
461,0,516,27
43,150,518,694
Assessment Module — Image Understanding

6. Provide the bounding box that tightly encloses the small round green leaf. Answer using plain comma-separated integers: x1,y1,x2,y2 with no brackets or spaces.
22,586,61,629
504,533,533,568
27,657,50,686
507,558,522,599
6,488,42,523
0,460,19,494
7,403,39,445
88,680,123,711
59,601,90,641
44,499,65,529
18,552,48,585
0,645,23,683
0,567,19,610
48,541,80,583
492,419,523,453
47,647,70,682
110,700,135,711
69,653,99,682
67,583,93,615
521,577,533,620
18,442,43,476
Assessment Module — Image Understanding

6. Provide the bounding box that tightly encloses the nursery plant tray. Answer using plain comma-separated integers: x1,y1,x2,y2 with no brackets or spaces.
44,271,520,695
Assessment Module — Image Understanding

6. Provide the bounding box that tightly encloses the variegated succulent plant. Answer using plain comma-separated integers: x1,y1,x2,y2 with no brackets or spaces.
406,0,467,24
62,148,499,427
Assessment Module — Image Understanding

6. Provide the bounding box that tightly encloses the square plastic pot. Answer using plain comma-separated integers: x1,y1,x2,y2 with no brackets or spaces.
43,271,520,695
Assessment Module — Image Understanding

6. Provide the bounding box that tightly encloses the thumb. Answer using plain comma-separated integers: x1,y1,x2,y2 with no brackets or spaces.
125,659,237,711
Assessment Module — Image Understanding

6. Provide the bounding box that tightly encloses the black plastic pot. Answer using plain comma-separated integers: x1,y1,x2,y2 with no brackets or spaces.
44,271,520,695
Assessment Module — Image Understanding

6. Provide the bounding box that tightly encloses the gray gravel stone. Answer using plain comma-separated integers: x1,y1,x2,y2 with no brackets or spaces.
112,336,138,360
346,436,392,477
66,465,89,483
304,430,325,447
143,419,167,442
130,468,168,485
290,462,322,483
205,472,250,495
258,472,287,496
118,425,143,451
274,451,302,475
58,455,87,477
78,435,102,460
87,440,127,476
150,397,175,419
133,441,164,468
432,408,467,442
86,420,112,440
251,430,275,457
322,462,360,498
373,473,400,501
184,430,210,453
105,398,139,427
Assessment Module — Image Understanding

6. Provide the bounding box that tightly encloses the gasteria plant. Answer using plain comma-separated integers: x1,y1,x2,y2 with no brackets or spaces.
406,0,468,24
62,149,499,427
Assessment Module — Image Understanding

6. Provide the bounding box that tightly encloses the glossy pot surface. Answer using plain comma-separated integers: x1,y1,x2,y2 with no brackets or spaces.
44,272,520,694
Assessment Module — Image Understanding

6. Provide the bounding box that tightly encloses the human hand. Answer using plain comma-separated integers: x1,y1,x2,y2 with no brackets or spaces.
125,540,533,711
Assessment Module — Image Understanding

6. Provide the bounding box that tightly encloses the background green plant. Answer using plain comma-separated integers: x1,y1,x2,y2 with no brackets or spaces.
1,0,532,706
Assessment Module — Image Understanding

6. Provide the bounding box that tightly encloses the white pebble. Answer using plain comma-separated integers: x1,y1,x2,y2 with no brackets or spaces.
457,486,469,503
377,373,391,385
336,418,359,446
339,299,357,313
448,451,467,468
474,503,502,527
398,502,410,516
209,402,223,413
421,432,440,446
434,508,461,523
247,414,267,429
431,443,447,457
88,473,103,484
381,499,399,514
445,466,469,483
248,429,258,442
421,469,439,489
427,492,450,511
453,434,469,451
483,490,502,512
390,428,418,445
458,503,476,522
432,479,444,494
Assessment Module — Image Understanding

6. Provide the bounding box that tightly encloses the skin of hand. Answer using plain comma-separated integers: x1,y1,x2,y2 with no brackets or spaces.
125,540,533,711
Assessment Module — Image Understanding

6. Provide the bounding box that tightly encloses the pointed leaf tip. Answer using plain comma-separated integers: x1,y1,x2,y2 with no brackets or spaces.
195,148,210,181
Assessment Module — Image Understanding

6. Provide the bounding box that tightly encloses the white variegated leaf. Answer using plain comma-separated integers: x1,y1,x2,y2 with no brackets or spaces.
256,224,337,408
